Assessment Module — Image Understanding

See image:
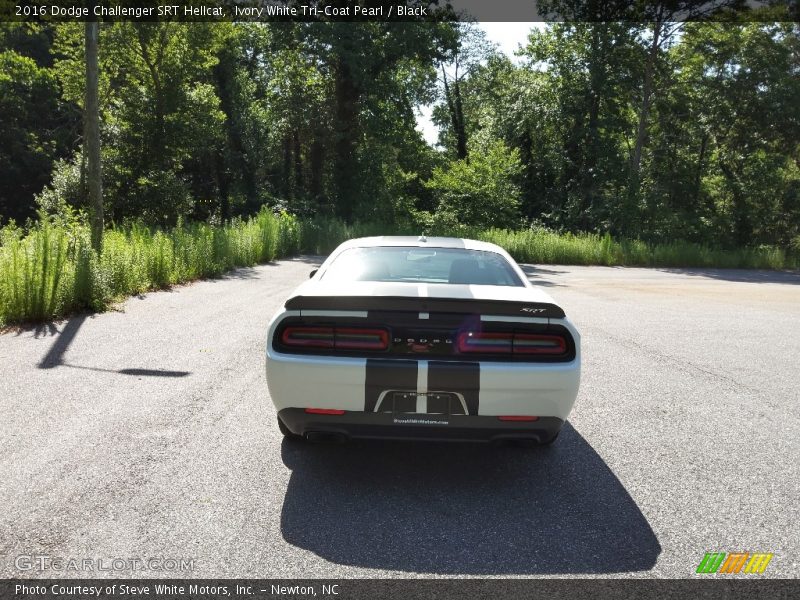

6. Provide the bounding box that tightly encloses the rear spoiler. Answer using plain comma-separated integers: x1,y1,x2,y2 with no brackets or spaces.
285,295,566,319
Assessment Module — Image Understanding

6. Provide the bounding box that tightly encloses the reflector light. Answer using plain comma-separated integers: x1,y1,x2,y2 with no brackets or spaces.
498,415,540,422
304,408,346,415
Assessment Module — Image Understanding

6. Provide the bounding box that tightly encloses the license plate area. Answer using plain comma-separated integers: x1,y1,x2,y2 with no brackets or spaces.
380,391,466,415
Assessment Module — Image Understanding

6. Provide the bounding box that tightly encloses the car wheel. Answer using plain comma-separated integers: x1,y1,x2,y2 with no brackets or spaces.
277,417,302,440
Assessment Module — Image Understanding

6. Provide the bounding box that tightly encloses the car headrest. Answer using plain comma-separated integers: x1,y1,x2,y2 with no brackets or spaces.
448,258,480,284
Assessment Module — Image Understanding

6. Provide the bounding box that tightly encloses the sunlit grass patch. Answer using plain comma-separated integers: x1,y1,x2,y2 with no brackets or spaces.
1,211,796,326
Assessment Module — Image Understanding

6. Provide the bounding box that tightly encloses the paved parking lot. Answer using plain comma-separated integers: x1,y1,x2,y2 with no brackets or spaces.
1,259,798,577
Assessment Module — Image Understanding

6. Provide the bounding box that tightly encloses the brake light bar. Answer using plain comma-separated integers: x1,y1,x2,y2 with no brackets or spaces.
498,415,540,422
281,326,389,351
282,326,335,348
457,332,513,353
457,332,567,356
512,334,567,355
334,328,389,350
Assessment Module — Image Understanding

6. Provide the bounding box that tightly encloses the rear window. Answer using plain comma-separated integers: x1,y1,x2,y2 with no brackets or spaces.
320,247,524,287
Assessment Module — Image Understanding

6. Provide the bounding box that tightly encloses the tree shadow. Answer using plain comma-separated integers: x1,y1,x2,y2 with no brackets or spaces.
217,267,263,280
519,265,566,287
56,364,190,377
279,423,660,575
293,255,326,265
35,313,189,377
9,320,60,338
656,267,800,285
37,314,88,368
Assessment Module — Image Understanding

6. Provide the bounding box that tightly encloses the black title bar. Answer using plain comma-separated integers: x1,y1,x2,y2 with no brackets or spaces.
3,0,799,22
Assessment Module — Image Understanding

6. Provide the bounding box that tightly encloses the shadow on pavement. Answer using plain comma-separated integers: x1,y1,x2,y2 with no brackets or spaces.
279,423,660,575
37,314,88,368
117,368,190,377
293,255,326,266
657,268,800,285
36,314,189,377
519,265,566,288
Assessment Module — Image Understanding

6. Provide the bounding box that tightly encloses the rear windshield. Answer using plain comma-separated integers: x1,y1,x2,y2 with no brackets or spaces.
320,247,524,287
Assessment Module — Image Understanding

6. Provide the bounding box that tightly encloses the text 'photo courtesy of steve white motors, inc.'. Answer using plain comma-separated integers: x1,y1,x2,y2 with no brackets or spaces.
13,582,341,598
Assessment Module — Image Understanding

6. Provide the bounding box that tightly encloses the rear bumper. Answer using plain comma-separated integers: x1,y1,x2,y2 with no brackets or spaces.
266,350,580,421
278,408,563,443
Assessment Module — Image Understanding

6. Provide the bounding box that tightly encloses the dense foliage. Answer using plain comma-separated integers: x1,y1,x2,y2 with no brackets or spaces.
0,21,798,325
1,20,797,251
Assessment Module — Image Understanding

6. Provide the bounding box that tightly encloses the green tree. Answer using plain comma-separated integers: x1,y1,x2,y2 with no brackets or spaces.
0,24,74,224
432,22,496,159
425,138,522,229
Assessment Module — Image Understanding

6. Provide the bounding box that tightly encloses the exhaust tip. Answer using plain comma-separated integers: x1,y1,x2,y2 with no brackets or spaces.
305,431,348,444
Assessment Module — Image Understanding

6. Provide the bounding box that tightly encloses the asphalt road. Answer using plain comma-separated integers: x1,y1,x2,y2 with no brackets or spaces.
1,259,798,579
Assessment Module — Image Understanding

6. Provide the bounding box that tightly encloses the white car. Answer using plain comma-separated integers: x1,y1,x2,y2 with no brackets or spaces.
266,236,581,444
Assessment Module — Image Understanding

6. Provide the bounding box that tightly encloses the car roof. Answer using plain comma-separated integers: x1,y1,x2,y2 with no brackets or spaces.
337,236,506,253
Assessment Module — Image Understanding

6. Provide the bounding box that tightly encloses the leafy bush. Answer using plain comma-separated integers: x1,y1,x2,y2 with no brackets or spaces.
425,140,523,229
35,155,85,216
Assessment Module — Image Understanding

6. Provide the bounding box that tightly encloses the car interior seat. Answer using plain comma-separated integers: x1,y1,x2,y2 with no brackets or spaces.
448,258,481,284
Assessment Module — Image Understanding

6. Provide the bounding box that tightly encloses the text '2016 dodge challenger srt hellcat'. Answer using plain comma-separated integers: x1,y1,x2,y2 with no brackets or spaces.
266,236,581,444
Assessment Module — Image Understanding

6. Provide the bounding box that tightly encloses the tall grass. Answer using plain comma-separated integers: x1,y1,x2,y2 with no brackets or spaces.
0,208,288,325
477,228,795,270
0,211,796,326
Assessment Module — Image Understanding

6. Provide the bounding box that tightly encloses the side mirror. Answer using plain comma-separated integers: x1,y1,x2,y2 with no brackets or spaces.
309,269,318,279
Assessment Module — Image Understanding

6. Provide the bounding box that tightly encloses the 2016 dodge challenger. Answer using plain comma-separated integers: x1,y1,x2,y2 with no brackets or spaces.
266,236,581,444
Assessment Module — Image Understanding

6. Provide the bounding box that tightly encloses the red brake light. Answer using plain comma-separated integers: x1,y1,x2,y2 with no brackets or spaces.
457,332,513,353
458,331,567,356
305,408,346,415
498,415,540,422
282,326,334,348
281,326,389,351
335,328,389,350
513,334,567,355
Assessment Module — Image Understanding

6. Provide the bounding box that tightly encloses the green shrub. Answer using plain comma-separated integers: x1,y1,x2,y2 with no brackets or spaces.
1,210,796,327
425,140,523,229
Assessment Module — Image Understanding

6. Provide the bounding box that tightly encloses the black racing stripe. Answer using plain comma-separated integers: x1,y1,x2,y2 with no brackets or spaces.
428,361,480,416
364,359,418,413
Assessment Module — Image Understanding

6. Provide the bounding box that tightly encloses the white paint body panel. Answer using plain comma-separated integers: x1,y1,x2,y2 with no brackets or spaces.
266,313,581,421
266,237,582,423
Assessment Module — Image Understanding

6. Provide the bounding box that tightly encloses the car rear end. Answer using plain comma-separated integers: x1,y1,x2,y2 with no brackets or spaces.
266,293,581,444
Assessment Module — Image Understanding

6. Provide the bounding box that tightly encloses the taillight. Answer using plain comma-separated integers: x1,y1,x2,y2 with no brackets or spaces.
498,415,540,422
282,326,334,348
512,334,567,355
281,326,389,351
457,332,513,353
305,408,345,415
457,331,567,356
334,328,389,350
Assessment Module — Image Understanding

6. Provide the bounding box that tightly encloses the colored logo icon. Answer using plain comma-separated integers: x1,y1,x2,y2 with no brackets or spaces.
696,552,773,574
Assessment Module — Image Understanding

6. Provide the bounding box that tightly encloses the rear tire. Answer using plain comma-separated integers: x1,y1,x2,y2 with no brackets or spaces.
278,417,302,440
